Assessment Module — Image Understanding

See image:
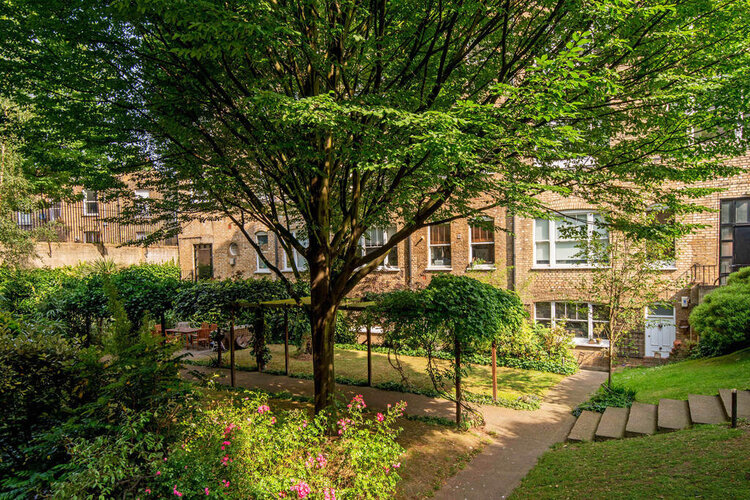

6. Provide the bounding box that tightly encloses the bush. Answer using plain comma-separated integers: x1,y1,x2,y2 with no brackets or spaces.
144,392,405,499
573,384,636,416
690,267,750,356
334,311,357,345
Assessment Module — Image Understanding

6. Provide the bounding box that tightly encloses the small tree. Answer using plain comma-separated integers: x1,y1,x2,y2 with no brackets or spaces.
576,220,682,386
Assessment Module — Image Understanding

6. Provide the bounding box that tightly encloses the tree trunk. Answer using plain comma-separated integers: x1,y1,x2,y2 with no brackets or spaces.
308,252,337,414
608,343,613,387
455,337,462,426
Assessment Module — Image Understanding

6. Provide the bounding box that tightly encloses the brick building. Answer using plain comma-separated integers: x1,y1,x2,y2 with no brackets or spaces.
12,187,179,268
177,159,750,367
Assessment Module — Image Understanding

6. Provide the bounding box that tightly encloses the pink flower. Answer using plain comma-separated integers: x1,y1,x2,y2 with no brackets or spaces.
376,413,385,422
156,471,161,476
145,489,152,494
290,480,311,499
393,462,401,468
258,404,271,414
222,479,230,488
349,394,366,410
204,487,210,495
173,485,183,497
271,417,277,424
163,457,168,461
223,441,231,446
324,488,336,500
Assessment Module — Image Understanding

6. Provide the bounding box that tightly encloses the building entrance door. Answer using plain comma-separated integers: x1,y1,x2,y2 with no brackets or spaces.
645,305,676,358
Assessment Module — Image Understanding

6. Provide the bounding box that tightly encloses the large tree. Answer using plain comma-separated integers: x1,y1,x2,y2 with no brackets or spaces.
2,0,749,412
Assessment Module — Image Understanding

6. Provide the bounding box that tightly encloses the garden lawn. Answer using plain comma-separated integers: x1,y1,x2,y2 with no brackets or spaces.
190,344,564,402
511,423,750,499
612,347,750,404
197,386,490,500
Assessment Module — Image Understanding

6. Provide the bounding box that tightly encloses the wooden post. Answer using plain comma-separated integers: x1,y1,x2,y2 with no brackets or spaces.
367,324,372,387
229,309,236,388
731,389,738,428
455,338,462,426
491,341,497,402
284,308,290,376
254,308,265,373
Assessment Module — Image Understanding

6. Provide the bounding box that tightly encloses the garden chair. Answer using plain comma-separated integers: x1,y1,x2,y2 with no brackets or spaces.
153,324,162,337
193,326,211,350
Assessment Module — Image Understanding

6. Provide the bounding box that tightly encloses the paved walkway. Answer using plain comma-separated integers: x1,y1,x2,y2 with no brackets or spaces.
183,364,605,499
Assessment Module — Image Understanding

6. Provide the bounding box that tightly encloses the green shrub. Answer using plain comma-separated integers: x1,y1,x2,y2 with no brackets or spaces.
573,384,636,416
334,311,357,345
690,268,750,356
144,392,405,499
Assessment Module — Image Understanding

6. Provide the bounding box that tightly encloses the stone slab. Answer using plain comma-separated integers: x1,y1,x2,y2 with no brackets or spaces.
658,398,691,431
595,406,629,440
719,389,750,420
625,402,658,437
568,410,602,442
688,394,727,424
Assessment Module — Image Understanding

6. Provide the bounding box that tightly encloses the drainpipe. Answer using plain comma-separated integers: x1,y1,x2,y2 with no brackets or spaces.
406,234,413,288
507,213,516,291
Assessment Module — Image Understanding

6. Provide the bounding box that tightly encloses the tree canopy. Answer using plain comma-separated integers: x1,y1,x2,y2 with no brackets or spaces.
2,0,749,411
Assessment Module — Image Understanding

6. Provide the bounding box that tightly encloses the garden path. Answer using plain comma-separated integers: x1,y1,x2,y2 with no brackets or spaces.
182,364,605,499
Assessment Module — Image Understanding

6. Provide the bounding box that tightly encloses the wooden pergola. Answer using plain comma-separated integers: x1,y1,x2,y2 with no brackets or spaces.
225,297,376,388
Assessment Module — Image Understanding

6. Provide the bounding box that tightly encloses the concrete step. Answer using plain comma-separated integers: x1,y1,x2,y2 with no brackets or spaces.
595,407,629,441
568,410,602,442
688,394,728,424
658,399,691,432
625,402,658,437
719,389,750,420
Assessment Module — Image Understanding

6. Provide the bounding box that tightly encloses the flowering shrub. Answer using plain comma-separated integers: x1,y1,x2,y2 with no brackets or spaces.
146,392,405,499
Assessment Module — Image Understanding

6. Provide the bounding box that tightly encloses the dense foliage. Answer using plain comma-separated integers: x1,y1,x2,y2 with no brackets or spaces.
573,384,636,417
690,267,750,356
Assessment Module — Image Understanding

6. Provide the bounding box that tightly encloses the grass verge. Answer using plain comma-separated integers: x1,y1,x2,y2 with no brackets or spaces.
512,423,750,499
612,347,750,404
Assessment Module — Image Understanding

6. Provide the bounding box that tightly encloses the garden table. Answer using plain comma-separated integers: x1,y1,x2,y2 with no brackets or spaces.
165,326,200,349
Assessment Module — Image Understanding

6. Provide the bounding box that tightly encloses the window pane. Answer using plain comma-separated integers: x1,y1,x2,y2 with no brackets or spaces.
471,225,494,243
471,243,495,264
720,257,733,275
430,246,451,267
535,219,549,241
736,200,749,224
721,226,733,240
721,241,733,257
555,303,567,319
592,304,609,321
535,302,551,320
648,304,674,317
535,242,550,264
555,241,584,264
385,246,398,267
365,228,386,247
565,320,588,338
556,214,586,240
430,224,451,244
721,201,732,223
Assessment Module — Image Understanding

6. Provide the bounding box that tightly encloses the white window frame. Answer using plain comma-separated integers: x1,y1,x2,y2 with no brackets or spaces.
361,226,399,271
82,190,99,216
281,231,308,272
427,224,452,270
533,211,607,268
534,301,610,347
255,231,271,273
135,189,150,218
468,218,496,270
646,205,678,270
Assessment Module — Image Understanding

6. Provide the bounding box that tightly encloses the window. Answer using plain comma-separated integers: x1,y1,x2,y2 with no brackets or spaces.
469,219,495,268
82,190,99,216
535,301,610,343
428,224,451,269
646,208,676,267
282,231,308,271
49,203,61,221
135,189,150,217
362,227,399,269
720,198,750,284
135,231,147,241
534,212,608,267
17,212,32,228
194,244,213,280
255,232,270,272
84,231,101,243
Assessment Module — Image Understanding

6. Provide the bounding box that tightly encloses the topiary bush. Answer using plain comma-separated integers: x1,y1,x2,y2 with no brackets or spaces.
690,267,750,356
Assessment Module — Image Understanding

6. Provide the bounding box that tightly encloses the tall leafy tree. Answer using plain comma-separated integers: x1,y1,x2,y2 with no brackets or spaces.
2,0,749,412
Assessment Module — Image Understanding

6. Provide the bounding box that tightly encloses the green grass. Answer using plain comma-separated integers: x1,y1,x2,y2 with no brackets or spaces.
612,348,750,404
188,343,564,402
512,424,750,499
